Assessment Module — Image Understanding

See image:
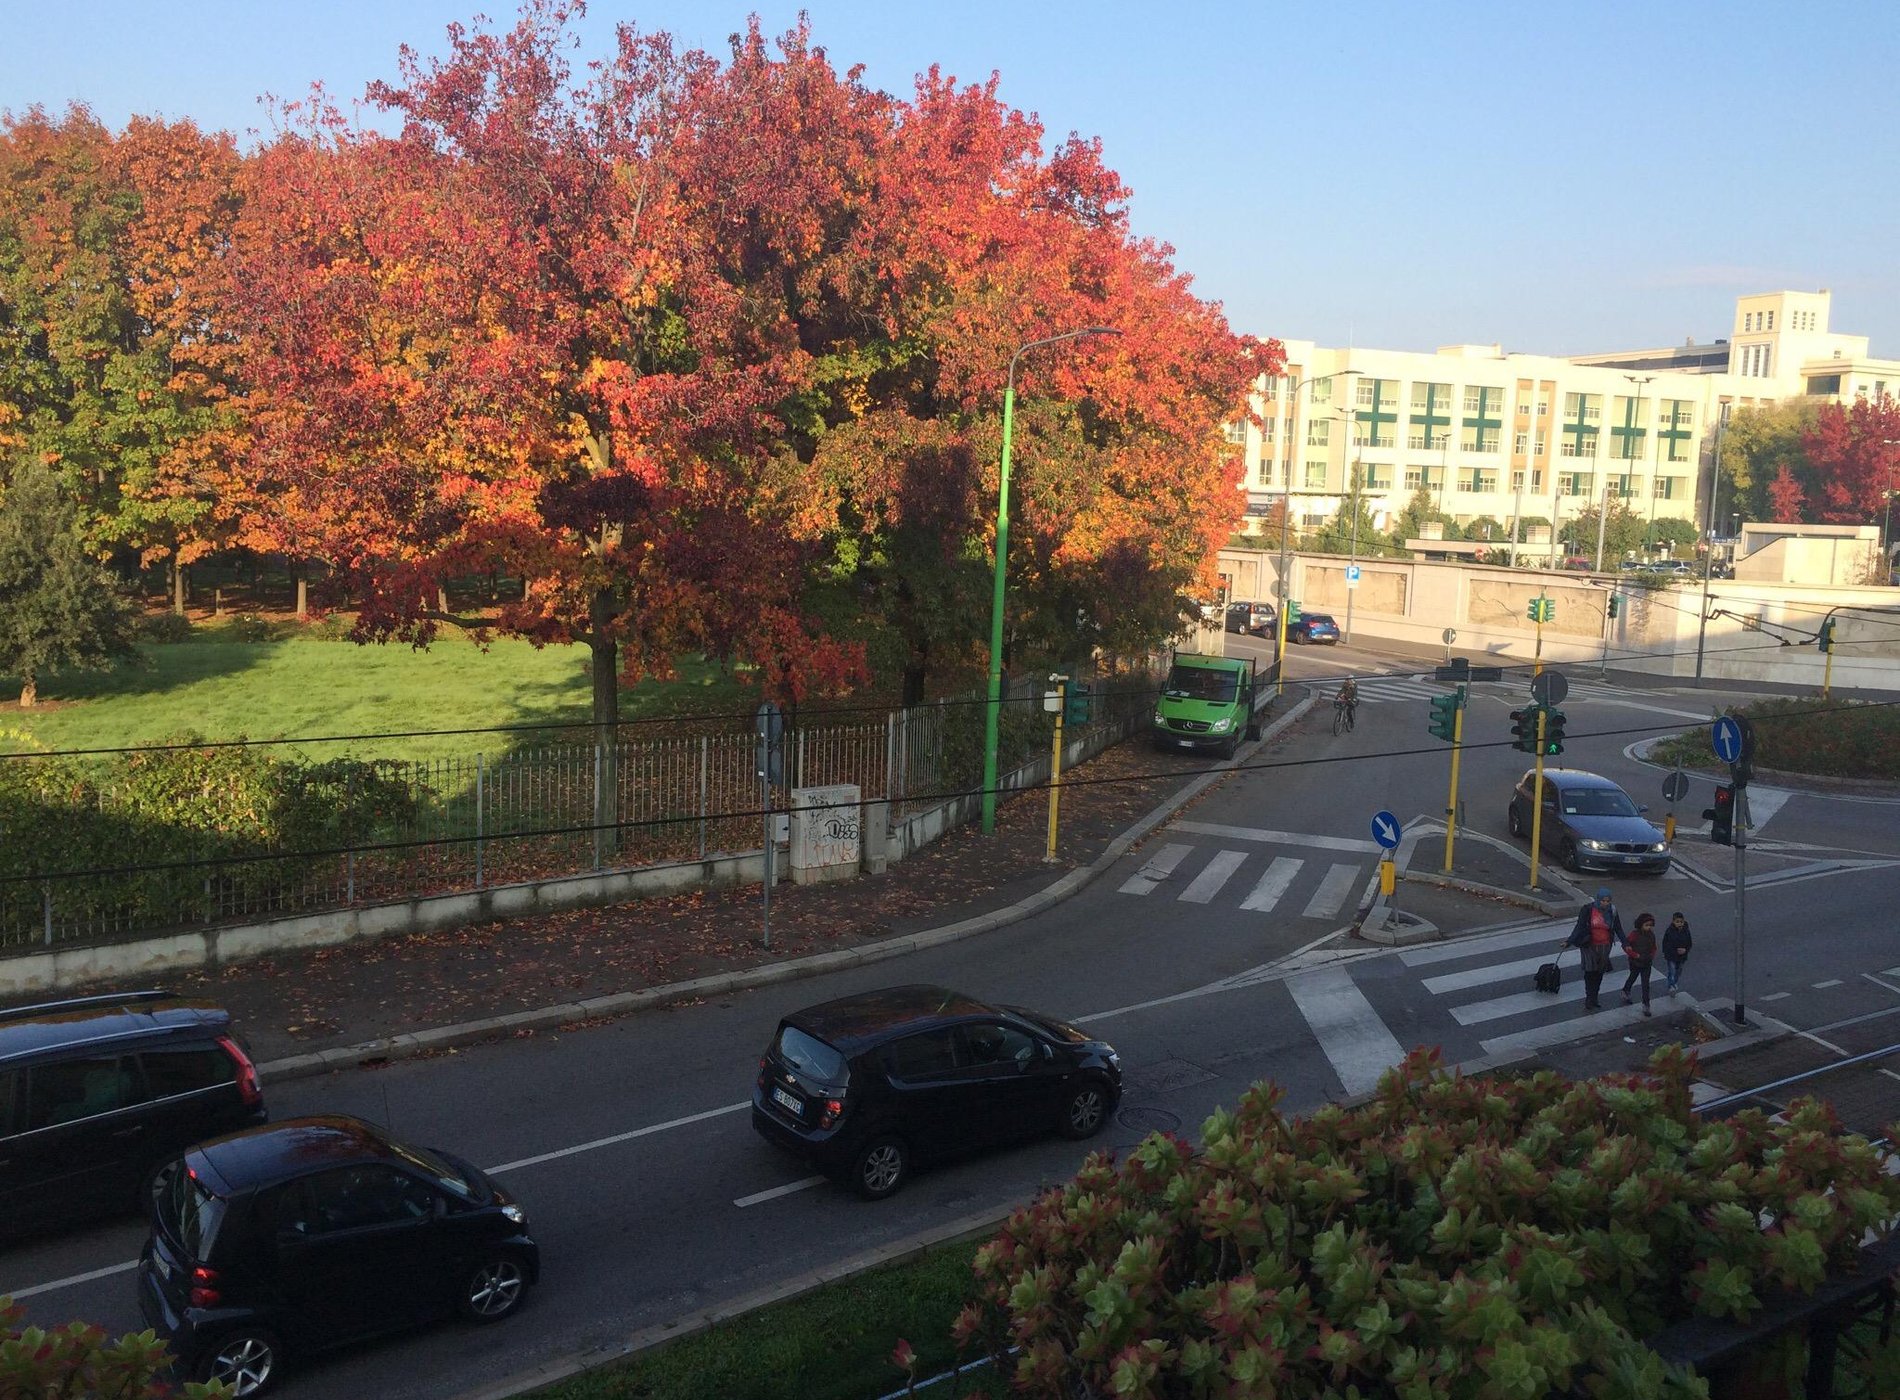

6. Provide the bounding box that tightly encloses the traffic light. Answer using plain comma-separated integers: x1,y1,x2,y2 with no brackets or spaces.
1509,705,1540,754
1607,593,1621,620
1541,708,1567,756
1286,600,1301,624
1818,618,1836,653
1704,784,1734,845
1428,691,1461,742
1526,597,1554,624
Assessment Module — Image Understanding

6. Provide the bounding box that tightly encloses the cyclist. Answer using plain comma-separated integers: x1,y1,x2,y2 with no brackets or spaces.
1334,677,1358,732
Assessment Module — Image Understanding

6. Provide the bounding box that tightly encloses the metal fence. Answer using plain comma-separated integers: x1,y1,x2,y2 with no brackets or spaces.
0,659,1167,953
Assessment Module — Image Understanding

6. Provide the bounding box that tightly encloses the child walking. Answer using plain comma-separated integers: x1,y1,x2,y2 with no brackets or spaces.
1662,912,1692,995
1623,913,1657,1016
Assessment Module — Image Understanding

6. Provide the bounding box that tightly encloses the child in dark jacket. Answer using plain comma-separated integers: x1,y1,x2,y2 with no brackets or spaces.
1623,913,1657,1015
1662,912,1692,995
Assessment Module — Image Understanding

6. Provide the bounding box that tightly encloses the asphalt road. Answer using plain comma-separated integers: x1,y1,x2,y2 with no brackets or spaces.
6,637,1897,1400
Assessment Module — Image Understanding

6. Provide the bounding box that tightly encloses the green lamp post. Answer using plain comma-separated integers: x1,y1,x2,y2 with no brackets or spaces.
981,326,1121,834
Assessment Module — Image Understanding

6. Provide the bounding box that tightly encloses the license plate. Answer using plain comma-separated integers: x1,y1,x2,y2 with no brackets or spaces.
772,1086,803,1115
1623,855,1643,863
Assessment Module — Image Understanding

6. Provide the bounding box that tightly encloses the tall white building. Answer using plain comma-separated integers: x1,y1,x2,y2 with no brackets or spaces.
1233,289,1899,552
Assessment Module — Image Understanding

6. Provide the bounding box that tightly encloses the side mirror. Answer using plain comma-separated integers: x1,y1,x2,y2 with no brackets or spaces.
1637,804,1650,814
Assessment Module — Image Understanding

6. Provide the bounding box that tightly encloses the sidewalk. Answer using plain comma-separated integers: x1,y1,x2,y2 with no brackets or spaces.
115,725,1295,1074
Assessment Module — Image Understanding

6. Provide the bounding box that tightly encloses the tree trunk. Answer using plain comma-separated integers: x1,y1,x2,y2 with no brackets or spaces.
295,573,308,620
437,585,449,614
18,674,36,708
901,636,929,708
589,588,621,865
171,560,186,616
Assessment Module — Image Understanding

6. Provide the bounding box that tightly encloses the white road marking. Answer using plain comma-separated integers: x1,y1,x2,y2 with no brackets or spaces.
2,1259,139,1301
1453,988,1589,1026
1172,821,1385,854
1118,842,1192,895
1302,863,1361,919
734,1175,826,1207
1179,850,1249,904
1813,979,1845,990
1480,997,1672,1056
1423,953,1557,995
1742,788,1793,832
1400,921,1568,967
487,1101,749,1174
1240,856,1303,912
1761,992,1792,1002
1288,966,1406,1097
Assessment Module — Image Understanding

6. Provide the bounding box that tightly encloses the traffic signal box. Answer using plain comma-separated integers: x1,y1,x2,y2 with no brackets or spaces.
1428,691,1461,742
1607,593,1621,620
1286,600,1302,625
1508,703,1565,756
1540,708,1566,756
1818,618,1837,653
1526,597,1555,624
1064,680,1092,725
1704,783,1735,845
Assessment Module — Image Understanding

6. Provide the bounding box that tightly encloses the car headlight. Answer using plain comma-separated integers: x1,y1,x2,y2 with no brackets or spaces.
1106,1051,1120,1067
1210,717,1233,733
1650,842,1668,853
1152,708,1166,724
500,1203,526,1226
1582,838,1609,851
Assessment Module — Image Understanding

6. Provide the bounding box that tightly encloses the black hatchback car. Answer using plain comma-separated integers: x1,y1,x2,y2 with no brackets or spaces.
139,1114,539,1397
751,985,1121,1200
0,990,265,1238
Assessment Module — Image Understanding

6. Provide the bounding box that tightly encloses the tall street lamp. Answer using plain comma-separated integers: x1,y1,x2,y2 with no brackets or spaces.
1337,404,1364,643
980,326,1121,835
1272,368,1360,694
1622,373,1653,553
1694,411,1728,682
1881,437,1899,585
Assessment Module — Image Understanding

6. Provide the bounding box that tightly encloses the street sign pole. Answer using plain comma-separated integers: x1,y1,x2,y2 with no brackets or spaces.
1442,686,1466,873
1528,707,1548,890
1733,788,1748,1026
1044,678,1067,863
756,702,783,950
1662,766,1689,845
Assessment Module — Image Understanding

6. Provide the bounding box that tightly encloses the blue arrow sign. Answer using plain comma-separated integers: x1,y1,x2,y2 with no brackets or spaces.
1370,810,1401,850
1711,715,1743,764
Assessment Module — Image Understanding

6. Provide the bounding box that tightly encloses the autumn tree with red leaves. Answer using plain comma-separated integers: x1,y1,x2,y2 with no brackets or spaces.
1801,393,1900,527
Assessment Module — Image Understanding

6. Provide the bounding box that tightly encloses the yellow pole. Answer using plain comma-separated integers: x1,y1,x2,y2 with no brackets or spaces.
1442,690,1465,873
1274,607,1290,697
1533,613,1545,676
1044,680,1066,862
1664,811,1677,845
1823,646,1834,699
1528,707,1548,890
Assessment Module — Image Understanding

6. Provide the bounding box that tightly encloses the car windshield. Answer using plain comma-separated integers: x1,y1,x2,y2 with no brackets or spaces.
775,1024,848,1085
1161,665,1238,703
390,1140,478,1200
159,1164,226,1260
1561,787,1638,817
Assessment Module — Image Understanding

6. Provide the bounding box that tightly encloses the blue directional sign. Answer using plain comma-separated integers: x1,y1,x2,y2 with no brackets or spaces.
1711,715,1744,764
1370,810,1402,850
1345,563,1362,583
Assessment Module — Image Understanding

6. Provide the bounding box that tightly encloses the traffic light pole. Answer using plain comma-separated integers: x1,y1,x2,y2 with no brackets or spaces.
1527,708,1548,890
1044,678,1067,863
1441,688,1466,872
1732,787,1749,1026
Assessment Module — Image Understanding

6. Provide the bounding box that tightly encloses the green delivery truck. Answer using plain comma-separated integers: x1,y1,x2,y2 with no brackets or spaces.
1150,652,1263,758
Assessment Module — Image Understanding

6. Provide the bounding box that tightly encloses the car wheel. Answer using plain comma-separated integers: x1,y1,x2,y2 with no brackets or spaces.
1059,1081,1111,1140
1508,805,1524,838
851,1136,908,1200
1559,838,1581,872
1220,735,1239,760
459,1254,530,1322
195,1329,283,1398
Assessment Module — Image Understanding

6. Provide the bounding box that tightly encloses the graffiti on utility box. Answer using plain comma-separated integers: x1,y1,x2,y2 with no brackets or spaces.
790,784,862,885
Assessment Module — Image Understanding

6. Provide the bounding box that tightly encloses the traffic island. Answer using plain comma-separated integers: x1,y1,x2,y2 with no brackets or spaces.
1356,820,1583,945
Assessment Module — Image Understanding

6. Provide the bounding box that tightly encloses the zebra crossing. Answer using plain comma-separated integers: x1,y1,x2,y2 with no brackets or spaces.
1116,838,1372,921
1287,918,1682,1095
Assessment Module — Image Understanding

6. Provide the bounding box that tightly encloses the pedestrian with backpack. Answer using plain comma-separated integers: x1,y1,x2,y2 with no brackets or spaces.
1564,887,1623,1010
1622,913,1657,1016
1662,912,1692,995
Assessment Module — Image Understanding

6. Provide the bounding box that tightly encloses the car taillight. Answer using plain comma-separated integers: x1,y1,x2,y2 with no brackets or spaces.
819,1097,845,1129
218,1035,263,1109
188,1264,222,1308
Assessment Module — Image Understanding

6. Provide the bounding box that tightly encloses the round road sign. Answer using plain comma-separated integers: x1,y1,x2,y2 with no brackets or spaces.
1712,715,1744,764
1441,627,1457,645
1370,810,1402,850
1530,669,1569,707
1662,769,1690,803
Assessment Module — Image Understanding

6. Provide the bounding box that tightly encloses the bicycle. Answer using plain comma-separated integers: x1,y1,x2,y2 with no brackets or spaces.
1332,694,1357,735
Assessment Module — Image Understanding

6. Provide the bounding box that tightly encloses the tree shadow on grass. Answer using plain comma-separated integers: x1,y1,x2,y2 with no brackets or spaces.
0,638,270,708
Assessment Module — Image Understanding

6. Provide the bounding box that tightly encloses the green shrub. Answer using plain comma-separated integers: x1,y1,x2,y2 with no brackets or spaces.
136,611,195,643
0,1297,226,1397
957,1047,1900,1399
1650,696,1900,780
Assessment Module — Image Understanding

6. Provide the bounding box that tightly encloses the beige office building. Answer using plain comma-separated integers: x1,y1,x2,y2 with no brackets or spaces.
1232,289,1899,557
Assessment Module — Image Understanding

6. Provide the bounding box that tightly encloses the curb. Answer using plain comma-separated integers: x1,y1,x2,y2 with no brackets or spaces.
1353,822,1580,944
258,693,1318,1084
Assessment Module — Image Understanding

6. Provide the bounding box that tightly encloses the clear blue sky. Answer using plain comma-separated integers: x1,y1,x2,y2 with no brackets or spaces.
4,0,1896,357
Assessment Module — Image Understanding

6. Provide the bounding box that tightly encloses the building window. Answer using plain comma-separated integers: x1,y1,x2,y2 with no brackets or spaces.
1403,466,1422,490
1531,469,1543,489
1312,379,1332,404
1536,399,1549,416
1534,430,1547,457
1425,466,1446,490
1654,477,1675,500
1365,467,1392,489
1513,431,1528,456
1511,470,1526,489
1262,418,1275,444
1767,311,1774,330
1356,380,1375,406
1304,461,1328,489
1307,419,1330,447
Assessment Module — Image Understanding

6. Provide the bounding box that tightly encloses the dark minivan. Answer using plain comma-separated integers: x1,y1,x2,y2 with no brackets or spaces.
0,990,265,1237
140,1114,539,1397
751,985,1121,1200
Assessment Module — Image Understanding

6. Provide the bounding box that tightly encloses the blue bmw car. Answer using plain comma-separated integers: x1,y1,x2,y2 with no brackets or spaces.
1508,768,1671,875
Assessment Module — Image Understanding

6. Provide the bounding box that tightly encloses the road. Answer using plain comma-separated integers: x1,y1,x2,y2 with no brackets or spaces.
6,636,1897,1400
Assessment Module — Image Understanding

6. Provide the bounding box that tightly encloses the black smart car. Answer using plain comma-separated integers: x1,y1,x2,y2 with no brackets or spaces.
750,985,1121,1200
139,1114,539,1397
0,990,266,1238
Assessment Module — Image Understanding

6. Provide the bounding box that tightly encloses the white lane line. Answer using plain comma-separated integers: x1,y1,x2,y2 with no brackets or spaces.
1172,821,1385,854
1423,953,1555,995
3,1259,139,1301
1302,863,1361,920
1743,788,1792,832
487,1101,748,1174
1480,997,1668,1056
1288,966,1406,1098
1179,850,1248,904
1240,857,1303,912
1663,867,1689,880
1761,992,1792,1002
734,1175,826,1208
1812,979,1845,990
1400,921,1568,967
1452,988,1581,1026
1118,843,1192,895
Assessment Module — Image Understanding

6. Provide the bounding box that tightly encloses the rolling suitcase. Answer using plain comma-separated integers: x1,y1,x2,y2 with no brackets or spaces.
1534,951,1563,994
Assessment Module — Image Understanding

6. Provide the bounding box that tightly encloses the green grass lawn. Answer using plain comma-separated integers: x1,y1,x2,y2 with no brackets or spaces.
1647,694,1900,781
532,1238,995,1400
0,624,754,763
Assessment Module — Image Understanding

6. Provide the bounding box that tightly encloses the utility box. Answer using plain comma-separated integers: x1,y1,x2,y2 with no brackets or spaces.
789,784,861,886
